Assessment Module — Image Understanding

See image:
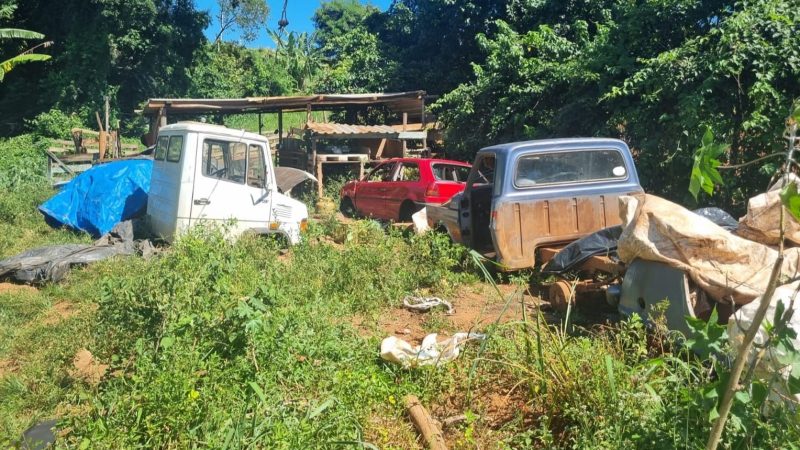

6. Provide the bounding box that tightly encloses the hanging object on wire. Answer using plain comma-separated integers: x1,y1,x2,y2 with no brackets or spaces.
277,0,289,33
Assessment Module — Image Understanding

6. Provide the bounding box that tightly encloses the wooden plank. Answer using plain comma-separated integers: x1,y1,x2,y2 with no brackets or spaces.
45,149,75,176
404,395,447,450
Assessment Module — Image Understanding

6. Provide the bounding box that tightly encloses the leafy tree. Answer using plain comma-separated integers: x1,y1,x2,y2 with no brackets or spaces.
0,3,51,82
189,43,292,98
213,0,270,44
316,26,389,94
312,0,378,55
269,31,322,93
0,0,208,135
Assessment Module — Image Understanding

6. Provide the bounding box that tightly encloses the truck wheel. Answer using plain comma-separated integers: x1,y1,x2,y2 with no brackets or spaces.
548,280,574,313
340,197,356,217
399,201,420,222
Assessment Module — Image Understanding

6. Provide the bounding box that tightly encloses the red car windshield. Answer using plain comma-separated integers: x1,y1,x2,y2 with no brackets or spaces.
431,164,471,182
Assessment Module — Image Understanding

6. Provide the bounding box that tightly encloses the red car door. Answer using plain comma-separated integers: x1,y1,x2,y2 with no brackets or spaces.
388,161,423,220
354,162,397,219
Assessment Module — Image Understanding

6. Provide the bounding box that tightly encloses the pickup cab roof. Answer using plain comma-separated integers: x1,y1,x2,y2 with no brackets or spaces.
158,122,267,142
480,137,630,155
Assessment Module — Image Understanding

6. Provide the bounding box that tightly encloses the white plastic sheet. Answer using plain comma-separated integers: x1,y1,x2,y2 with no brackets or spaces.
728,282,800,407
380,332,486,368
412,208,430,234
738,174,800,246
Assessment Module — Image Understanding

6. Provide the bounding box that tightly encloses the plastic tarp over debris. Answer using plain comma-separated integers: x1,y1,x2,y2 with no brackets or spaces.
738,174,800,246
0,221,149,284
542,226,622,274
728,282,800,406
39,159,152,237
380,332,485,368
617,194,800,305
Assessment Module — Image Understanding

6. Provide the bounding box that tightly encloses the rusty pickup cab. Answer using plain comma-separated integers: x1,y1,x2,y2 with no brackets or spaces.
427,138,643,270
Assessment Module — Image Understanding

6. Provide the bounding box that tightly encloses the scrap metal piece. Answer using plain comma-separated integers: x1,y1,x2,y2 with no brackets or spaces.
618,259,695,335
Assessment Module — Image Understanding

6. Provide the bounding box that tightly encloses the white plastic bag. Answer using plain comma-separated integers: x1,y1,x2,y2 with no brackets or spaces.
728,282,800,407
380,332,486,368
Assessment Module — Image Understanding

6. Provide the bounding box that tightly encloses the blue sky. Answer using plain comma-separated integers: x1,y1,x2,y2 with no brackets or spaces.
195,0,392,48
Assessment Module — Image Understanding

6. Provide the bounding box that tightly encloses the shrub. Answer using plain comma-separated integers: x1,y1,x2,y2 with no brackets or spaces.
26,109,85,140
0,135,48,190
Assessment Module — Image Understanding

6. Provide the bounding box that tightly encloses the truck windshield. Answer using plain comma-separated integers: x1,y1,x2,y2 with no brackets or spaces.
515,149,627,187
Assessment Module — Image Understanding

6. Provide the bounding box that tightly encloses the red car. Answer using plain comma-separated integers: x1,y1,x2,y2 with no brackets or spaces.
339,158,472,221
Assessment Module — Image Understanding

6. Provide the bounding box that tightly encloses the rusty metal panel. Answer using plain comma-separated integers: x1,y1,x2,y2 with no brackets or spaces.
494,193,632,270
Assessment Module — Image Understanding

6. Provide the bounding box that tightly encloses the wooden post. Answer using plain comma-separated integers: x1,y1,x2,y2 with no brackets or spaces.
306,103,312,123
375,138,387,160
402,112,408,157
310,139,317,169
278,109,284,149
316,159,323,199
258,112,263,135
104,96,110,132
359,160,365,180
403,395,447,450
96,111,107,160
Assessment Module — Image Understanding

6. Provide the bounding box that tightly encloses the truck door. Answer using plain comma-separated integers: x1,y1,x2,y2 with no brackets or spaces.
190,138,273,233
460,153,496,252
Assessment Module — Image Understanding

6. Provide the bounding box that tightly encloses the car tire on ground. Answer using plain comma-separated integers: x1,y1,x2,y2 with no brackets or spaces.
399,200,421,222
339,197,356,217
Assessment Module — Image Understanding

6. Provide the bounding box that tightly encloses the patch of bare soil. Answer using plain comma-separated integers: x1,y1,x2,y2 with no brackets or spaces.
41,301,77,325
356,283,544,345
0,282,37,295
0,358,19,377
69,349,108,385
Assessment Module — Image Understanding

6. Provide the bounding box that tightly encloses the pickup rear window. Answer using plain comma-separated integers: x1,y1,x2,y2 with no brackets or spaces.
515,149,627,187
432,164,470,182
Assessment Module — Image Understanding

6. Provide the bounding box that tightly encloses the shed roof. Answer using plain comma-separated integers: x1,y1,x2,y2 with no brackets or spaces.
142,91,426,121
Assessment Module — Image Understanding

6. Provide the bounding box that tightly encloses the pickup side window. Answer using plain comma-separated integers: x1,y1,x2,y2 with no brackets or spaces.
432,164,470,182
247,144,266,188
202,139,246,184
166,136,183,162
155,136,168,161
514,149,627,187
397,162,420,181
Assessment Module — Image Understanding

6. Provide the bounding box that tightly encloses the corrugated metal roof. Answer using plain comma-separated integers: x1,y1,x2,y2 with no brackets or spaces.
306,122,398,135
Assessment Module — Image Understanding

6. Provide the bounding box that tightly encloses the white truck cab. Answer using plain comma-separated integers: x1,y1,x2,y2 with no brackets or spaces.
147,122,309,243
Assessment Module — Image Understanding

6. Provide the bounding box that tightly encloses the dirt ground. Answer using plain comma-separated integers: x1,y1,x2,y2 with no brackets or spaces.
355,283,545,345
0,282,37,295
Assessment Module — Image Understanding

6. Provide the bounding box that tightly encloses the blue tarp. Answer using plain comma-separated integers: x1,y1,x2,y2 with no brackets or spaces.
40,159,152,237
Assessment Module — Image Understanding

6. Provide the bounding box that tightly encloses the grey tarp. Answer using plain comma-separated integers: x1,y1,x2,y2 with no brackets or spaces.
0,221,150,284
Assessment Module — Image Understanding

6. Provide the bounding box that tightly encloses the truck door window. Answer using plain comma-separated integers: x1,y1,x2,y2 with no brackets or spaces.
514,149,626,187
247,144,266,188
469,154,495,186
229,143,246,183
397,162,420,181
166,136,183,162
155,136,168,161
202,140,245,184
367,163,395,182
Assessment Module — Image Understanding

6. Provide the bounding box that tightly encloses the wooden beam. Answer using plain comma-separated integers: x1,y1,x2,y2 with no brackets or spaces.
375,139,387,159
404,395,447,450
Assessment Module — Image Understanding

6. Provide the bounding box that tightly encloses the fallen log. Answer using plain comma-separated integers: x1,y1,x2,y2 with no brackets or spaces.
403,395,447,450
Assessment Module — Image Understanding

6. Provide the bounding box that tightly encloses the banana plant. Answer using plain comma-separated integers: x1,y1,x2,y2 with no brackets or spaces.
0,27,52,81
